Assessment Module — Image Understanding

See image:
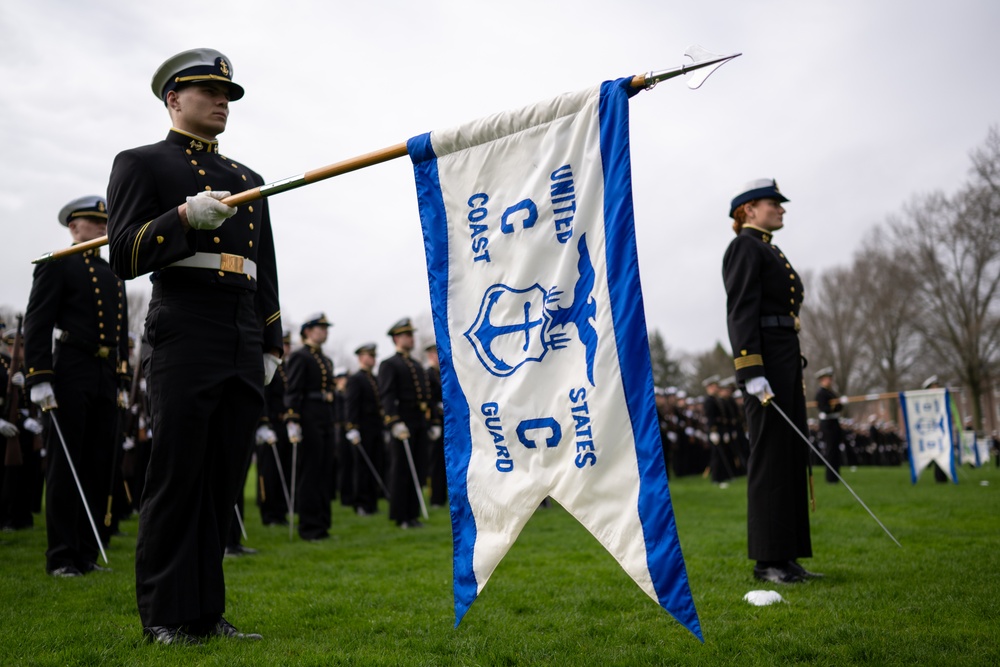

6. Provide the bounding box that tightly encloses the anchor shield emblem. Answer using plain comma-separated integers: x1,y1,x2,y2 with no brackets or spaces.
465,284,551,377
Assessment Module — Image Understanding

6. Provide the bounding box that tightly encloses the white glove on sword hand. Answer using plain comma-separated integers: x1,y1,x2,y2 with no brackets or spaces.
30,382,57,411
256,425,277,446
391,422,410,441
0,418,18,438
745,376,774,403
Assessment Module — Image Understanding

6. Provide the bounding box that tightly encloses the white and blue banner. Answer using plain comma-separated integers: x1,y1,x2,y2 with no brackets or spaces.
960,429,981,467
976,433,991,466
408,78,701,640
900,388,958,484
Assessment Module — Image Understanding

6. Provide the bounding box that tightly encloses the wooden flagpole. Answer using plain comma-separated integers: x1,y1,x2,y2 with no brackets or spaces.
32,47,741,265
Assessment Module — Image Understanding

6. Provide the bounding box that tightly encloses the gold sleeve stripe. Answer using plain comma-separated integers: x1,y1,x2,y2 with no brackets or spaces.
131,221,152,279
734,354,763,370
26,369,55,378
265,310,281,326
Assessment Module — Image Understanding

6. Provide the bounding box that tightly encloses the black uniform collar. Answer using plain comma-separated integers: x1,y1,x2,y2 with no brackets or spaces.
167,127,220,154
741,225,776,244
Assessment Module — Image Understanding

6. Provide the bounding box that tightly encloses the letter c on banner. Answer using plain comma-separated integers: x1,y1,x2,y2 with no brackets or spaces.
500,199,538,234
516,417,562,449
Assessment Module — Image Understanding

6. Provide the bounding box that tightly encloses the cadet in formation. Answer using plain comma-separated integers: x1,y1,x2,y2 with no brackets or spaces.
345,342,387,516
284,313,336,541
722,179,821,585
25,195,130,577
107,48,281,644
378,318,431,529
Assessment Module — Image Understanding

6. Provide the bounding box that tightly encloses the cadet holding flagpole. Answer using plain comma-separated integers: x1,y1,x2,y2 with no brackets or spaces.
106,48,281,645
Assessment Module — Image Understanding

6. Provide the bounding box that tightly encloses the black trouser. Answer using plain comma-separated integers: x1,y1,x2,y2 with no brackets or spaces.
0,431,40,529
45,376,116,572
227,453,253,548
819,419,842,483
257,428,291,525
353,427,383,513
388,413,426,524
743,329,812,563
295,401,334,540
429,434,447,506
135,285,263,629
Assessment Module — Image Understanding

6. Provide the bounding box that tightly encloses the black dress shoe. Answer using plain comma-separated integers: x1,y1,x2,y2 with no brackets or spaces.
81,562,113,573
224,544,259,557
143,625,203,645
786,560,824,579
209,618,262,640
753,563,804,584
48,566,83,578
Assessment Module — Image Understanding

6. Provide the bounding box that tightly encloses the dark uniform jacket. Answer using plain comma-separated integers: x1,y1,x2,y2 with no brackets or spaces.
815,386,843,420
24,248,128,394
284,344,336,422
346,369,384,439
378,352,431,429
106,128,281,351
723,225,804,382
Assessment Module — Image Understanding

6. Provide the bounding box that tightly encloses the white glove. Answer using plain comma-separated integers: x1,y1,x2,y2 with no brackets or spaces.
185,190,236,230
709,432,720,445
30,382,57,410
839,396,850,405
345,428,361,445
428,425,442,442
263,353,281,385
286,421,302,443
0,418,18,438
117,388,130,410
122,436,136,451
22,417,43,435
391,422,410,441
10,371,24,387
745,376,774,402
256,425,277,446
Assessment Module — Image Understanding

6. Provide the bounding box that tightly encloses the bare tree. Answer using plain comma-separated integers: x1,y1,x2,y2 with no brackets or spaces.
799,266,869,398
851,227,924,393
889,131,1000,428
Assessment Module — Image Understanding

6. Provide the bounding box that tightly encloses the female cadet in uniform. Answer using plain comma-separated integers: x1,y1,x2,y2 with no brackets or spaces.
722,179,821,584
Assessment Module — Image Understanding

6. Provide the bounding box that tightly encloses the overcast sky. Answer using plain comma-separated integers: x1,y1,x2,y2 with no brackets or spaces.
2,0,997,371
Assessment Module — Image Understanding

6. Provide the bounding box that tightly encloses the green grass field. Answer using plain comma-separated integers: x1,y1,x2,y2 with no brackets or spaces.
1,463,998,666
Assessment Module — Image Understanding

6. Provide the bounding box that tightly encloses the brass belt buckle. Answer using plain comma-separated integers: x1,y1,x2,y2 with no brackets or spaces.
793,316,801,332
219,253,244,274
96,346,110,358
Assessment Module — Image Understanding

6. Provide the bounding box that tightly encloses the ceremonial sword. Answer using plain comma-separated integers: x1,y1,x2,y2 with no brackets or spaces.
354,440,391,501
402,437,429,521
762,394,902,548
48,409,110,564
